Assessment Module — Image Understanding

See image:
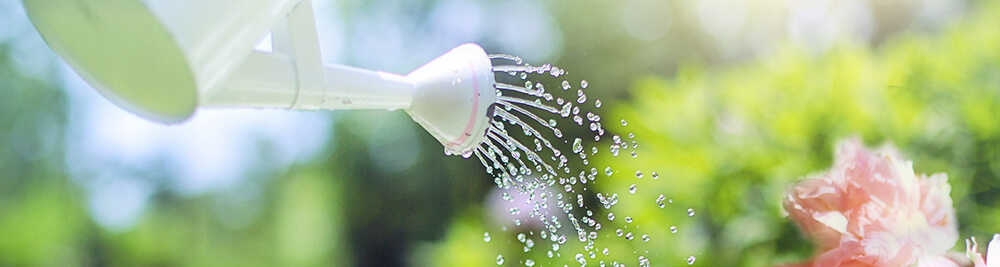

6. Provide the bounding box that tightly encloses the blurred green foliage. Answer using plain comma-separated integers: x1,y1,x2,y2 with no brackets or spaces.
1,0,999,266
419,0,1000,266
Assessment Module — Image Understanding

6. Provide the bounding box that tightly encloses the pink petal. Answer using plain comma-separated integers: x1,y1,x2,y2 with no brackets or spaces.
988,234,999,267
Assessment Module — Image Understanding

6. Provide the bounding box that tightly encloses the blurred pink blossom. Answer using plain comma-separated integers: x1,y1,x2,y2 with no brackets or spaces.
782,139,958,267
966,234,999,267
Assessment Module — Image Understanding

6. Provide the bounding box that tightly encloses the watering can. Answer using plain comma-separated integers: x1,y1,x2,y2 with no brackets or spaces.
22,0,497,154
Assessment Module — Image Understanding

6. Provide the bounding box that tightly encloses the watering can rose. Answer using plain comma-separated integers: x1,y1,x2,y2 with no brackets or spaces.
782,139,959,267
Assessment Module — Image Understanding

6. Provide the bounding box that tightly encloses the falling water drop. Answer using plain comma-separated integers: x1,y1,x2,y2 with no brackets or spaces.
572,138,584,154
639,256,651,267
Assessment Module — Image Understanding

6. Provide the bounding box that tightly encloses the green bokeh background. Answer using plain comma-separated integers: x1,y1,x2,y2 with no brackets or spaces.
1,0,999,266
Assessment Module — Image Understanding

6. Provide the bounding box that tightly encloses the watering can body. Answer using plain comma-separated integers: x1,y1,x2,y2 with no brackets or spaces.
24,0,497,155
24,0,300,123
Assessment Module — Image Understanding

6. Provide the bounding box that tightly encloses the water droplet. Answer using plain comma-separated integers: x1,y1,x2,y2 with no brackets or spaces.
576,254,586,264
608,213,615,221
560,103,572,117
687,208,695,217
484,232,491,242
631,151,638,158
687,256,696,265
652,172,659,179
670,226,678,233
625,232,634,240
655,194,666,208
624,217,633,223
635,171,643,178
621,119,628,126
602,248,609,255
594,99,602,108
641,234,650,242
526,259,535,266
562,80,571,90
615,229,623,236
605,167,613,176
496,254,504,265
520,73,527,79
572,138,584,154
548,119,557,127
517,233,526,242
629,184,637,194
581,80,589,89
639,255,651,267
577,94,587,104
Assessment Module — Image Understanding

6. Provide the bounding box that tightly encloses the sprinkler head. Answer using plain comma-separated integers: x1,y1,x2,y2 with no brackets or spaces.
405,44,497,156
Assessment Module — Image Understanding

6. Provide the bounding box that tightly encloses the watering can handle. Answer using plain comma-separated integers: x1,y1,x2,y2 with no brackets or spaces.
203,0,416,111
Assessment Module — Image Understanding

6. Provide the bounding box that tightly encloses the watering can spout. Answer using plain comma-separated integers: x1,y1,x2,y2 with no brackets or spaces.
404,44,496,155
207,43,497,154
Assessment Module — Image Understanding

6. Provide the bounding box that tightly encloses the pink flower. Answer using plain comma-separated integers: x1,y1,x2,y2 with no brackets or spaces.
966,234,999,267
782,139,959,267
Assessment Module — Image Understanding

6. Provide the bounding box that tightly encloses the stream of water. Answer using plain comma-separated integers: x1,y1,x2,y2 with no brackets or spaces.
460,54,695,266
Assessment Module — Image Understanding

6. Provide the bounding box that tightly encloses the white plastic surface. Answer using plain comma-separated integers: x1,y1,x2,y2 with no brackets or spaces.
405,44,496,155
24,0,301,122
27,0,497,152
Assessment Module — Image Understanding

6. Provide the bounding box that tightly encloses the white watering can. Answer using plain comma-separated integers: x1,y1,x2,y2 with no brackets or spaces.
22,0,497,155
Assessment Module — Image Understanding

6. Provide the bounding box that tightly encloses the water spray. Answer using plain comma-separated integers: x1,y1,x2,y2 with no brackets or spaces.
23,0,496,155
